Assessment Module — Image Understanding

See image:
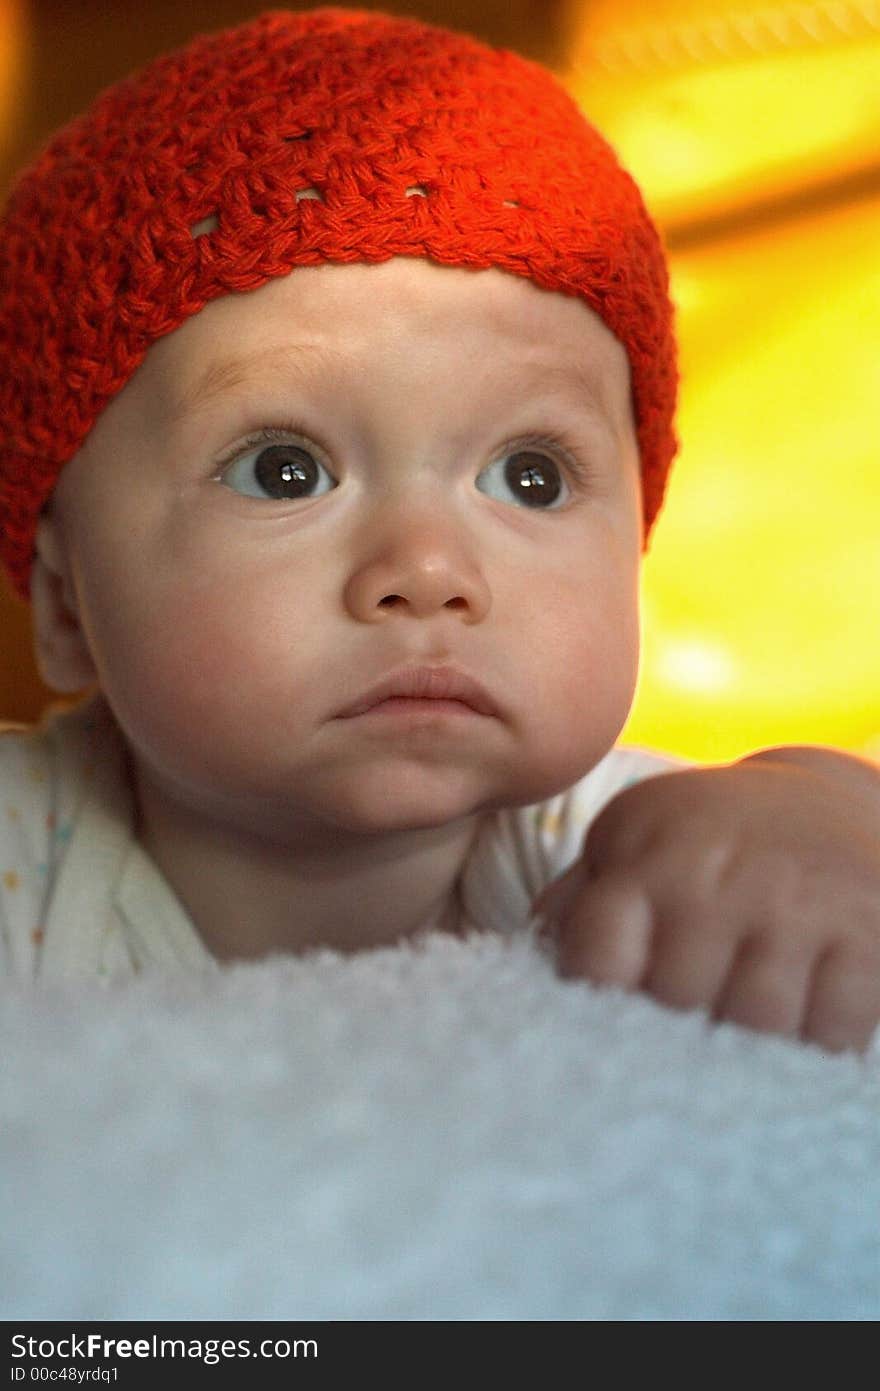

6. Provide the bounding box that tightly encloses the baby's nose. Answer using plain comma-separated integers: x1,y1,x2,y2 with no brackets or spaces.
343,509,491,625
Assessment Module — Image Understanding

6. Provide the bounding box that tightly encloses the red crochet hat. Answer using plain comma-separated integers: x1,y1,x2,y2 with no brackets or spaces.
0,5,677,601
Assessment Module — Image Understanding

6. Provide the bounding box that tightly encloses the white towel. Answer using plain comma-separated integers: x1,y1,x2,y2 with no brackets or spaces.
2,929,878,1319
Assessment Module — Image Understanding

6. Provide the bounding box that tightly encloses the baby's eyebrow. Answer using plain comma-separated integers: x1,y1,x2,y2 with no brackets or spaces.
528,361,622,417
168,341,344,423
168,340,621,430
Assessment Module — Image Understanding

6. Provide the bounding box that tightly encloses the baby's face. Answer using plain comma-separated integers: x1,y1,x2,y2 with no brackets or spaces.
44,257,642,841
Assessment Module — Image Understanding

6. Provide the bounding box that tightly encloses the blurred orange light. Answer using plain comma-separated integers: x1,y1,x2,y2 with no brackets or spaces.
0,0,27,162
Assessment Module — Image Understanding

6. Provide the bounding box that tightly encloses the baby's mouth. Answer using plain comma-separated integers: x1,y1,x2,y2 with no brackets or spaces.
335,665,499,719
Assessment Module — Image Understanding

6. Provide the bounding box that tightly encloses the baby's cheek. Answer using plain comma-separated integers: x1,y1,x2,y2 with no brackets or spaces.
88,570,300,774
544,565,638,706
504,583,639,802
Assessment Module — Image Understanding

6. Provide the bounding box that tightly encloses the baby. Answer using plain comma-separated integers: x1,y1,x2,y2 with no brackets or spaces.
0,8,877,1050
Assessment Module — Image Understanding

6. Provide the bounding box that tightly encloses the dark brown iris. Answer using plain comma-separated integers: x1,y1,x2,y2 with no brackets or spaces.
254,445,319,499
506,451,561,507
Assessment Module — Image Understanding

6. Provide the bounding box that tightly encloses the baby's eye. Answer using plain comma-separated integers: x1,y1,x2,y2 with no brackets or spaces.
476,446,571,510
217,439,336,501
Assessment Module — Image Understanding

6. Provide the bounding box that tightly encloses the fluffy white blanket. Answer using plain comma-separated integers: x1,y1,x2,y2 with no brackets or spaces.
1,930,878,1320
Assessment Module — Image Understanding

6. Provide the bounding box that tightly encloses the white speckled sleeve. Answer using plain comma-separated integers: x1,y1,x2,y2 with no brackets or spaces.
0,723,56,979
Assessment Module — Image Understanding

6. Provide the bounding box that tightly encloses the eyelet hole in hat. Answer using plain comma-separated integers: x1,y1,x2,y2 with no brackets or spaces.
503,200,519,207
295,187,323,202
189,213,219,238
405,185,429,198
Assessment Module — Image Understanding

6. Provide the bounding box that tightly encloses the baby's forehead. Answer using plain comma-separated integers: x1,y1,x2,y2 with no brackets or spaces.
138,258,633,427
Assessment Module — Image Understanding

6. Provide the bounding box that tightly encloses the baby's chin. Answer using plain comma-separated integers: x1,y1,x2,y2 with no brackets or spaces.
311,769,509,838
309,757,611,838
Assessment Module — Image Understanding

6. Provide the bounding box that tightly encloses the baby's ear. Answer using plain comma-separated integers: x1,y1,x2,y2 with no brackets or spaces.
30,509,99,693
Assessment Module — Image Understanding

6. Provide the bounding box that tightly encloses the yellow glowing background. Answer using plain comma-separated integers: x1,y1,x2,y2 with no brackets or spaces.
566,0,880,763
0,0,878,762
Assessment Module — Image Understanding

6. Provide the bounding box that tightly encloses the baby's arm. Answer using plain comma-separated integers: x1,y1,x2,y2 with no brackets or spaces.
531,748,880,1052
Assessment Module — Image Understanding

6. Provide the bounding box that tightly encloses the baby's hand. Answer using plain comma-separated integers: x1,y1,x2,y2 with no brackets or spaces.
530,751,880,1053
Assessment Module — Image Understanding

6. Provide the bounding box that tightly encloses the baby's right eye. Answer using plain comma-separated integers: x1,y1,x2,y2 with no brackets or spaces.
217,432,337,501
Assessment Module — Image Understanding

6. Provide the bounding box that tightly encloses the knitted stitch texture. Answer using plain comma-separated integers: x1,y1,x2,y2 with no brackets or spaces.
0,6,678,601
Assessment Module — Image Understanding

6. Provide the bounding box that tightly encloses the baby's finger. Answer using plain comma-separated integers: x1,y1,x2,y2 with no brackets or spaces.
643,916,739,1015
712,932,812,1039
802,944,880,1054
552,876,654,989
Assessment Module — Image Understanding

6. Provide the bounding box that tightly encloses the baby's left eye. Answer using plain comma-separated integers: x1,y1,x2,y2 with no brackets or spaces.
476,448,570,510
216,438,336,501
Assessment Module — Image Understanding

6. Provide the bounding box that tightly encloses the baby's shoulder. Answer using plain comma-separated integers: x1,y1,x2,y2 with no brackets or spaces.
0,695,114,973
0,716,56,852
0,716,58,970
0,694,108,866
